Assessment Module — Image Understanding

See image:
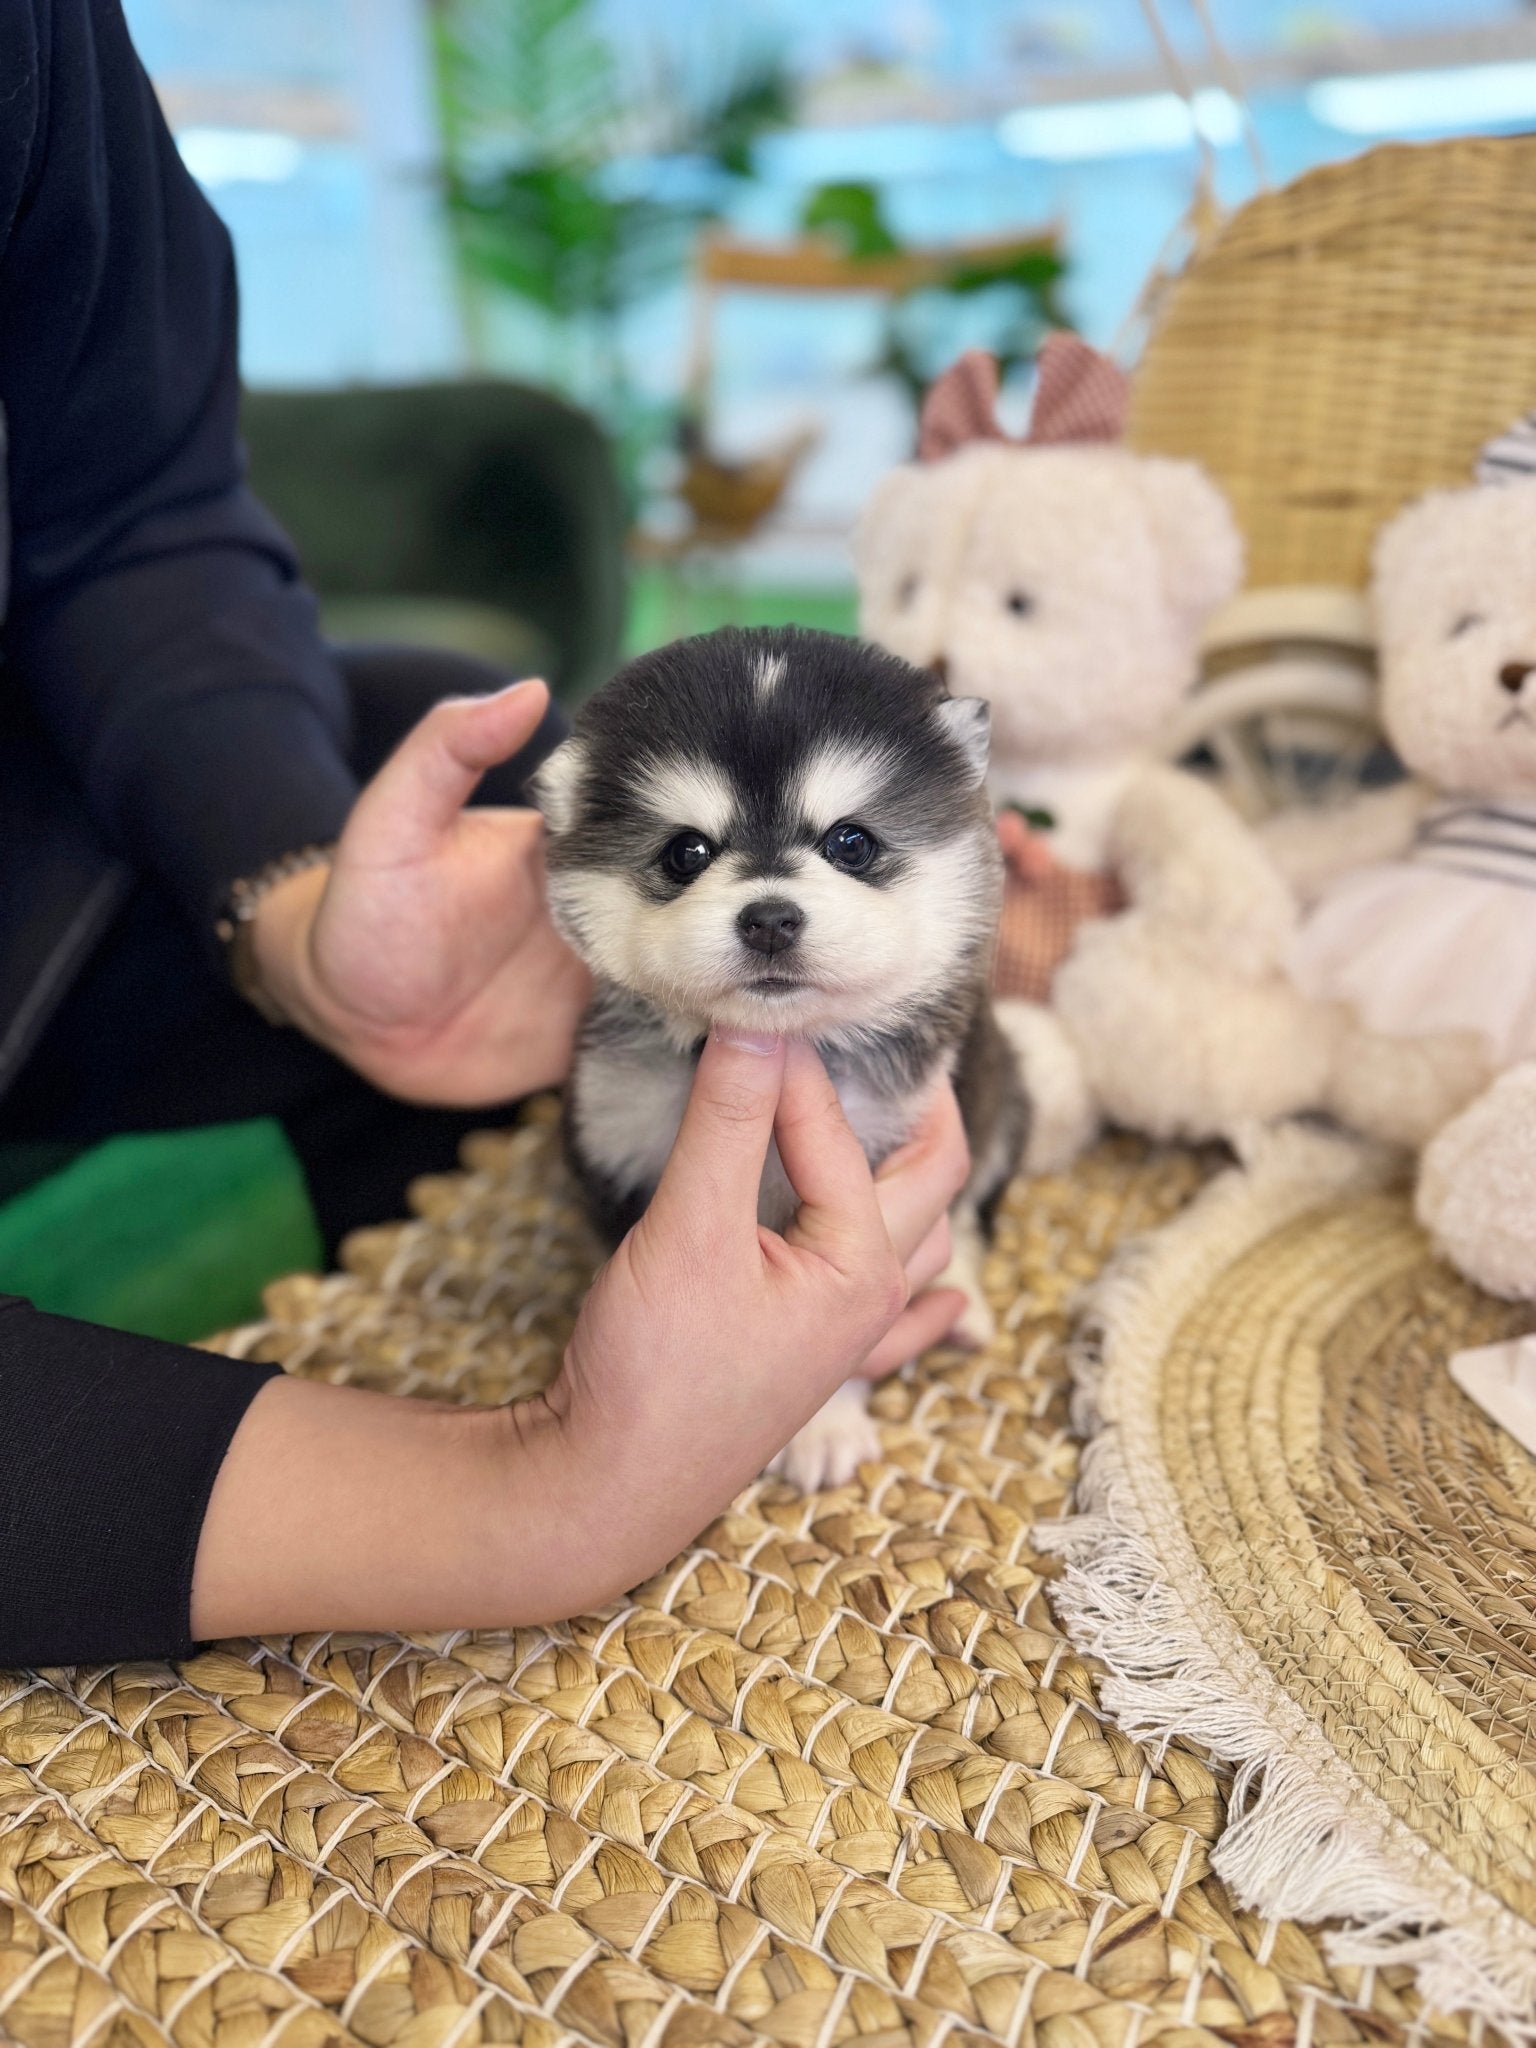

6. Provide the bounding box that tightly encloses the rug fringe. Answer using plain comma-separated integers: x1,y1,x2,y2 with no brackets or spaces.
1038,1125,1536,2034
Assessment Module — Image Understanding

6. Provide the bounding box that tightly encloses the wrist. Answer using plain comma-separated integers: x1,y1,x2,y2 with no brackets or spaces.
482,1396,634,1621
248,863,332,1032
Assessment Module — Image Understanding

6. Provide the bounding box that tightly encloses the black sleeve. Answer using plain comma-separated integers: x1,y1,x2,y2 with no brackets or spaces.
0,1295,280,1665
0,0,359,942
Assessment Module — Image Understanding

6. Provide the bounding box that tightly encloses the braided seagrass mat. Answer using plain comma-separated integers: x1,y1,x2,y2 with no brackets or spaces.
0,1103,1500,2048
1046,1133,1536,2043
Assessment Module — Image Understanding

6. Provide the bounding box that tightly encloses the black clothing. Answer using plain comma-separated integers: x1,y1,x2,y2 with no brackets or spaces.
0,646,563,1669
1,0,361,1089
2,645,566,1254
0,4,572,1665
0,1294,281,1666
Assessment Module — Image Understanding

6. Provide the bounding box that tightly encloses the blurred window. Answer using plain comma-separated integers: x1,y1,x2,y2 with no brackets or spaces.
123,0,461,383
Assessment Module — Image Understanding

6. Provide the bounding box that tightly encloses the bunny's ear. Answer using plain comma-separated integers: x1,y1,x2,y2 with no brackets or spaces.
934,696,990,786
1027,332,1130,446
919,350,1004,463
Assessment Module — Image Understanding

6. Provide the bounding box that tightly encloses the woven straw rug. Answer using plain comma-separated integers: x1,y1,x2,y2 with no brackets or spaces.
1045,1132,1536,2041
0,1103,1504,2048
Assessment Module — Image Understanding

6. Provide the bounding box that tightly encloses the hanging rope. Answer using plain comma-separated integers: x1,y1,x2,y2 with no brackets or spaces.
1114,0,1267,363
1134,0,1219,190
1186,0,1270,189
1110,177,1223,365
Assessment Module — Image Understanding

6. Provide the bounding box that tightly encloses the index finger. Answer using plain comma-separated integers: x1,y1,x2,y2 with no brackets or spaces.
775,1042,886,1265
872,1081,970,1262
645,1029,787,1239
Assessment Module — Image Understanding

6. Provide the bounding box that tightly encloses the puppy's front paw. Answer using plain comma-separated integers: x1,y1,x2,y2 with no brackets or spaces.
949,1287,996,1350
767,1384,882,1491
937,1204,997,1350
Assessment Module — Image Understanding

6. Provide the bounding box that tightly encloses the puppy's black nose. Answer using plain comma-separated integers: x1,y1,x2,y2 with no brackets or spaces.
1501,661,1534,694
737,898,803,956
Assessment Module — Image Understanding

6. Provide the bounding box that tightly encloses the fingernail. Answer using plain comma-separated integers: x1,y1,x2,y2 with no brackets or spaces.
712,1028,782,1055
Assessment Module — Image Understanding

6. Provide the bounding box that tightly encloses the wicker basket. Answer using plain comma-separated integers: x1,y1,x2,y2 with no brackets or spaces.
1129,135,1536,591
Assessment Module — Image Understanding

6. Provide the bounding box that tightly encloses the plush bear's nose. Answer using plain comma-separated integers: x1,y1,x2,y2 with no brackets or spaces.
737,898,804,956
1500,661,1534,694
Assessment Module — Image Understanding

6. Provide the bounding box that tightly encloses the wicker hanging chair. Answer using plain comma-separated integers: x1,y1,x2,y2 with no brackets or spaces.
1127,134,1536,810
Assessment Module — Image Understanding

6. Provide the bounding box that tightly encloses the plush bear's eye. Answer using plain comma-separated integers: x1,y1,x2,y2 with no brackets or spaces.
1450,612,1484,639
897,574,919,607
1006,590,1034,617
821,822,878,874
660,832,714,882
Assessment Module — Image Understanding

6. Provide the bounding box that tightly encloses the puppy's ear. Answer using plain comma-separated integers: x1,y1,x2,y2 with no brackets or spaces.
530,739,586,835
935,696,990,786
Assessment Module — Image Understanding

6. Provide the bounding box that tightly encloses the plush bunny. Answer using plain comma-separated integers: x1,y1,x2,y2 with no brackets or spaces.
854,338,1329,1159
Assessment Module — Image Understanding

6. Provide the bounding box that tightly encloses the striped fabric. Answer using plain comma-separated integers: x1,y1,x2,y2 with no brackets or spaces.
1475,411,1536,485
1415,798,1536,892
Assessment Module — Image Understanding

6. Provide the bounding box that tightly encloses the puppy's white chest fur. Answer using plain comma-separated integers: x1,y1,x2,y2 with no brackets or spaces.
572,1038,931,1232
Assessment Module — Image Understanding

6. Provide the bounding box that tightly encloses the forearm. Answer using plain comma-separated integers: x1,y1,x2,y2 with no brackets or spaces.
191,1377,634,1639
10,540,358,944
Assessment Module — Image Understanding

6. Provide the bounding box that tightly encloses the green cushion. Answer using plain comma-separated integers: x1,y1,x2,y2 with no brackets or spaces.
0,1121,320,1343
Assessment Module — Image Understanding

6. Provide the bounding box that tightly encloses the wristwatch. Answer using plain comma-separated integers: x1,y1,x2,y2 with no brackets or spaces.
215,843,335,1025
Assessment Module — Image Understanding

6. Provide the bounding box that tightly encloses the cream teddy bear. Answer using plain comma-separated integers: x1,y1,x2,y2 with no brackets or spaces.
1257,432,1536,1436
854,338,1329,1160
1271,442,1536,1289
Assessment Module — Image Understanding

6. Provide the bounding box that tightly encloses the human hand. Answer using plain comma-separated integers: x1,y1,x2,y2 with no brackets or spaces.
251,680,591,1104
191,1035,970,1639
998,807,1061,883
499,1034,969,1617
852,1077,972,1377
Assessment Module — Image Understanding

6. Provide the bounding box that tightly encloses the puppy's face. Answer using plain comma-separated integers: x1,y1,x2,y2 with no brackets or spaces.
535,627,1000,1039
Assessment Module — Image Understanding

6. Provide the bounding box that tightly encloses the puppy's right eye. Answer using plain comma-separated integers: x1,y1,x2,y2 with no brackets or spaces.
660,832,714,881
1450,612,1484,639
897,574,919,607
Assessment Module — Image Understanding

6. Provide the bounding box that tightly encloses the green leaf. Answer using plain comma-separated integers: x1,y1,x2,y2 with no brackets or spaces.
799,182,902,259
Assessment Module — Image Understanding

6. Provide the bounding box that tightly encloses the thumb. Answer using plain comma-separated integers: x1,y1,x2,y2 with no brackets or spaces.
645,1029,785,1238
343,679,551,868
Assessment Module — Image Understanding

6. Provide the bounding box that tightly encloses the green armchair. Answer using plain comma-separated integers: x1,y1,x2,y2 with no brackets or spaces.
241,378,627,705
0,379,627,1339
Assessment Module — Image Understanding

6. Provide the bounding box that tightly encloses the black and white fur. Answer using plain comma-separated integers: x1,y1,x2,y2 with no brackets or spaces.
534,624,1030,1488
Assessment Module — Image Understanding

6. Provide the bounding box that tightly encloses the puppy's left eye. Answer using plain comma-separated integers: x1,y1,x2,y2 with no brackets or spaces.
1006,590,1033,617
822,822,878,873
897,574,919,606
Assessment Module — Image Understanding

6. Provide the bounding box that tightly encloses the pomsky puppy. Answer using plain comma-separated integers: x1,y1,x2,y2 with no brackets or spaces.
534,624,1030,1489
